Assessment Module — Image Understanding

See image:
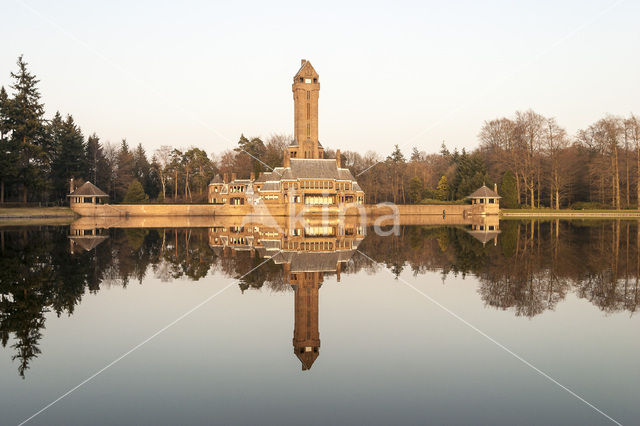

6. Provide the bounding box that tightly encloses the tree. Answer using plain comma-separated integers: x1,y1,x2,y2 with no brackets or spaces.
387,145,406,203
500,170,519,208
542,117,569,209
235,134,266,176
86,133,110,190
6,56,49,202
153,146,173,201
0,86,18,203
115,139,134,201
408,177,423,204
50,113,87,201
123,179,148,203
436,175,449,201
452,150,489,199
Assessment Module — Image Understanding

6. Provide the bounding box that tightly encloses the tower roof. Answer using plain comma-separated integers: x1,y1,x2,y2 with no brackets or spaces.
294,59,319,80
295,349,319,371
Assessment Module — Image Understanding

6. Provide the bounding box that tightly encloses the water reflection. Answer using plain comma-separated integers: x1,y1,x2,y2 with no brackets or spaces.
0,217,639,377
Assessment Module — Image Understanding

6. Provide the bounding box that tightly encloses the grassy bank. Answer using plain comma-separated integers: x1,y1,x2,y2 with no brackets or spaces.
0,207,76,219
501,208,640,218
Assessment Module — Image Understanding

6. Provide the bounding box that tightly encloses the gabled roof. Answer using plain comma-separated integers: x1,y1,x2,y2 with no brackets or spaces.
467,185,501,199
69,181,108,197
210,174,223,184
294,59,319,80
295,349,319,371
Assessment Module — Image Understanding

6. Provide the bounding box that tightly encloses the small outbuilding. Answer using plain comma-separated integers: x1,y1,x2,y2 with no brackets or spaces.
67,180,109,205
467,184,501,214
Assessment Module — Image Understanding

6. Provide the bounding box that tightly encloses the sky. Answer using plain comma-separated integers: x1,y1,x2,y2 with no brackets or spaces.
1,0,639,158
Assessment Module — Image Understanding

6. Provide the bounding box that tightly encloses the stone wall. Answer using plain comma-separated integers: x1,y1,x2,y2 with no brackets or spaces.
70,202,496,218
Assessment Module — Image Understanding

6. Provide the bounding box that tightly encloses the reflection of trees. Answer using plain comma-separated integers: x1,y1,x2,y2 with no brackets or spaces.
0,227,94,378
357,221,640,317
2,221,640,377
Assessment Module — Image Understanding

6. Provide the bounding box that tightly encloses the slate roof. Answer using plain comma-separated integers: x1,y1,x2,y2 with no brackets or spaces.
68,235,108,251
260,182,281,192
467,185,501,199
210,174,223,184
69,181,108,197
272,250,356,272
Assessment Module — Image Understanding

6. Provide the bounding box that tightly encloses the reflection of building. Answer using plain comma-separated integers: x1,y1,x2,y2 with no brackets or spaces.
208,60,365,208
68,221,109,254
466,215,501,246
208,216,363,370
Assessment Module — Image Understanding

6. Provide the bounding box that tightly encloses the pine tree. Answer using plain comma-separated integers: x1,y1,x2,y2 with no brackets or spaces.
0,86,17,203
133,143,153,196
410,147,422,162
500,170,519,208
7,56,48,202
50,113,87,201
408,176,423,203
86,133,110,189
116,139,134,201
123,179,148,203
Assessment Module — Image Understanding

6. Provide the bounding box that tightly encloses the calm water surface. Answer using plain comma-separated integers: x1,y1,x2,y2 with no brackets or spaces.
0,220,638,425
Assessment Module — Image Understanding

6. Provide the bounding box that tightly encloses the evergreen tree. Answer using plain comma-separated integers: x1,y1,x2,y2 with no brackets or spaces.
7,56,49,202
50,113,87,201
436,175,449,201
86,133,110,189
452,151,490,199
115,139,134,201
410,147,422,162
408,176,423,204
123,179,148,203
235,134,266,176
500,170,519,208
0,86,18,203
132,143,155,197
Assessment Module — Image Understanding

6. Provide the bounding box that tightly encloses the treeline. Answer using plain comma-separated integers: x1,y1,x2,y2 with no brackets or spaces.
478,110,640,209
2,56,638,207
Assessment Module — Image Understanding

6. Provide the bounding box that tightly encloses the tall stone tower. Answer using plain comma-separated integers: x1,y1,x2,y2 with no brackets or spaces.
286,265,321,371
289,59,324,159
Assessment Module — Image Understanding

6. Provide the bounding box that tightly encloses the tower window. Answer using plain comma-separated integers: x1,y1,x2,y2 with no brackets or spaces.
313,78,317,83
307,103,310,119
306,91,310,100
299,77,303,82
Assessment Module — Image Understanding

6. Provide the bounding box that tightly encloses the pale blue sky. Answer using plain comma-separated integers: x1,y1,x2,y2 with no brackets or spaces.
1,0,638,156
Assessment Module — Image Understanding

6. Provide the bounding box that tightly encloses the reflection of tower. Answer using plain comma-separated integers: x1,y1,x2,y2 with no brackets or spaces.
286,264,321,370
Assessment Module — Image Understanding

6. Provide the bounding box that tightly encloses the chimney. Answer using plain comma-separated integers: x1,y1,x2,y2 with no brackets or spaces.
283,148,290,168
493,183,498,194
69,178,75,194
223,173,228,184
250,172,255,181
231,172,237,182
336,149,341,168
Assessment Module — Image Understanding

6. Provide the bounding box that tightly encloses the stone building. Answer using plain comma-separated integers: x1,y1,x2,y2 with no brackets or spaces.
208,59,365,208
467,184,501,215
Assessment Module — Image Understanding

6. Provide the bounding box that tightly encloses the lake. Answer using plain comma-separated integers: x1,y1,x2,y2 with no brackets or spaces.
0,218,638,425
